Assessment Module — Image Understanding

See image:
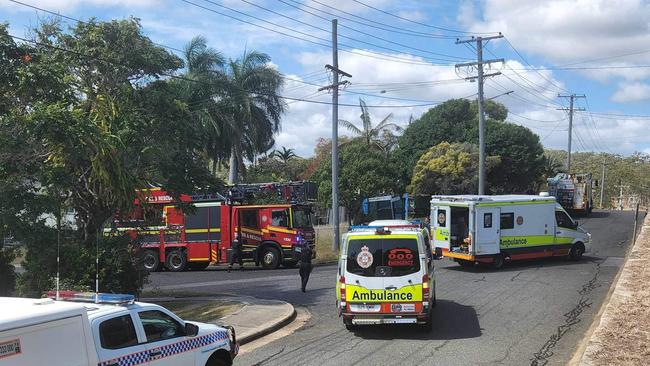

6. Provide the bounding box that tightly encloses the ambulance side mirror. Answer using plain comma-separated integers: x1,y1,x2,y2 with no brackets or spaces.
574,220,579,228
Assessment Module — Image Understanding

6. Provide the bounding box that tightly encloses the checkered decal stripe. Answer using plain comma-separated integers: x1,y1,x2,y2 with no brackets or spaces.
98,330,229,366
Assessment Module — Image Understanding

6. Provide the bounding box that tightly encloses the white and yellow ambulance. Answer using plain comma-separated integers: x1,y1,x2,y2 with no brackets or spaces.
430,194,591,269
336,225,436,330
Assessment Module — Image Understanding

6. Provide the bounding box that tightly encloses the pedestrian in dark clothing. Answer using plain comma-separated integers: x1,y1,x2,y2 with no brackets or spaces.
228,238,244,272
299,243,313,292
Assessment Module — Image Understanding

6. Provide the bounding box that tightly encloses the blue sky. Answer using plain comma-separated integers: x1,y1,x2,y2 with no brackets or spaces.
3,0,650,157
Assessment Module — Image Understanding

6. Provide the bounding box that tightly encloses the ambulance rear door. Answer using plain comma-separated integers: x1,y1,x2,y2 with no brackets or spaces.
474,206,501,255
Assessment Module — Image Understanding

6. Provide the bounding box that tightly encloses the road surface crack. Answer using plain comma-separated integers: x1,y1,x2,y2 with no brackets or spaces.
510,272,523,281
250,346,286,366
529,260,603,366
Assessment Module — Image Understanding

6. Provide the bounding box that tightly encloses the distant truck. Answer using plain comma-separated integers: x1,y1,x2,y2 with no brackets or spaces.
360,194,431,222
547,173,595,214
0,292,237,366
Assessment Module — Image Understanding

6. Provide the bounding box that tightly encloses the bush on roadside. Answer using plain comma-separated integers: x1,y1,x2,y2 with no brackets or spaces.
17,230,148,298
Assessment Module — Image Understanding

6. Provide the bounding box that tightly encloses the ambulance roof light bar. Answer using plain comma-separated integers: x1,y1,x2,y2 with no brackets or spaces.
46,291,135,305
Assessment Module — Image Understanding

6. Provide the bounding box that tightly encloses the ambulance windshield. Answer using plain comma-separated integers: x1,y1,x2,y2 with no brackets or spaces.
346,238,420,277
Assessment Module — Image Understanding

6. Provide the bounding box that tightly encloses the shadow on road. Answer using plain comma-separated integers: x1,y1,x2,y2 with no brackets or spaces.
349,300,481,340
442,255,604,273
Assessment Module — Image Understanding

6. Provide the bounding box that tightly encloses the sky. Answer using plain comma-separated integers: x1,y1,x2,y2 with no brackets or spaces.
2,0,650,157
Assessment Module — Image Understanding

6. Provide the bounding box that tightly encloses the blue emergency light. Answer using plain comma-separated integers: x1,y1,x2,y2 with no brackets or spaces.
47,291,135,304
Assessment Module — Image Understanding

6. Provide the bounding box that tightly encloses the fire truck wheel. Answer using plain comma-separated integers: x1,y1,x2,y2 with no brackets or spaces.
282,260,298,268
260,247,281,269
142,250,161,272
166,250,187,272
458,259,474,268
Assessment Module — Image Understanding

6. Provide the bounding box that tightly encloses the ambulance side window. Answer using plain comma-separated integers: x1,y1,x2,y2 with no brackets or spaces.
436,209,447,227
500,213,514,229
555,211,574,229
99,314,139,350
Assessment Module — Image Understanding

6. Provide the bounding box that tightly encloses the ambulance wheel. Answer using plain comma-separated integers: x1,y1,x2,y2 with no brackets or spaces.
458,259,474,268
261,247,281,269
282,260,298,268
142,250,161,272
166,250,187,272
570,242,585,261
491,254,505,270
344,319,356,331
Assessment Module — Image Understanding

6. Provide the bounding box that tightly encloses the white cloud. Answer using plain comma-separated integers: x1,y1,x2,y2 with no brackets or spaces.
396,10,427,22
459,0,650,81
611,82,650,103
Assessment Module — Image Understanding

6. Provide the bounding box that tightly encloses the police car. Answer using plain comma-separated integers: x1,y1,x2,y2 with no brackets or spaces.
0,292,238,366
336,225,436,330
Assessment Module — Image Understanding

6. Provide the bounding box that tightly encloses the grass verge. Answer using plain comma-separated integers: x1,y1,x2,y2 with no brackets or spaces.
158,300,243,323
314,224,346,264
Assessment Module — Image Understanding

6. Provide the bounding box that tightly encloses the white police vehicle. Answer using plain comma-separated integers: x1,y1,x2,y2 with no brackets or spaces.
0,292,237,366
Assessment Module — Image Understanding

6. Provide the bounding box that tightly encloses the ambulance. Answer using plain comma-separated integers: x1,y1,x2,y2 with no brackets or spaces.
336,225,436,330
430,195,591,268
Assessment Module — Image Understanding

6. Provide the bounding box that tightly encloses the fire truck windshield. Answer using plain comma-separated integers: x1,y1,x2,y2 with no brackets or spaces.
292,207,312,228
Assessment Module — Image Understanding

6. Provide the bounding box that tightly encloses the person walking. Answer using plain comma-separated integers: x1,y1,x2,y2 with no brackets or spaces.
298,243,313,292
228,236,244,272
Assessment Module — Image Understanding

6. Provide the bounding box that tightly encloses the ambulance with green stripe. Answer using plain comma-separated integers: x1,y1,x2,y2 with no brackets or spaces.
431,195,591,269
336,225,436,330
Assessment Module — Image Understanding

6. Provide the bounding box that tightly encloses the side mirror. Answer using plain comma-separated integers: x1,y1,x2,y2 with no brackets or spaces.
574,220,579,228
185,322,199,337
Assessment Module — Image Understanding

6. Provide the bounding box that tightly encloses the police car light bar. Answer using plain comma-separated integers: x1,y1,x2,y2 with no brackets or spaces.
46,291,135,304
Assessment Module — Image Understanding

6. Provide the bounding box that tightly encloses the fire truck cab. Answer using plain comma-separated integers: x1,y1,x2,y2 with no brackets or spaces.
108,188,316,271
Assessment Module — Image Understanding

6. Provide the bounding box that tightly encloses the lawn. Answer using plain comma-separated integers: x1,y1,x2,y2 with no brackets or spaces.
159,300,243,323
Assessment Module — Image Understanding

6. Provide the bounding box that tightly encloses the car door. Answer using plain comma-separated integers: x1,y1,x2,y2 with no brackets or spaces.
94,312,150,366
475,207,501,255
135,309,194,366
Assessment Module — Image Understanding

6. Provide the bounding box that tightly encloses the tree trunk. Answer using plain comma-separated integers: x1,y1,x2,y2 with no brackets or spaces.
228,145,238,184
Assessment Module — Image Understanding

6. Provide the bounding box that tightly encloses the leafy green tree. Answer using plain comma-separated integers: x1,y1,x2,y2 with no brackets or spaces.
0,20,220,295
246,155,309,183
311,140,401,220
408,142,500,195
394,98,545,194
339,98,402,149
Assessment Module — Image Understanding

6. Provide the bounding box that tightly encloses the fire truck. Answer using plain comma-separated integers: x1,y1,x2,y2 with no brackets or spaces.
107,182,316,272
547,173,595,215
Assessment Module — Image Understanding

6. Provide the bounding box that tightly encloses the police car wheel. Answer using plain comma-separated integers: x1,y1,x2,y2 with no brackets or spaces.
166,250,187,272
261,247,280,269
142,250,160,272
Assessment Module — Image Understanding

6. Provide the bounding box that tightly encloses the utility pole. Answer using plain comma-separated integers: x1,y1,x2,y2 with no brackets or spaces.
615,182,630,211
318,19,351,251
557,94,586,172
599,159,606,209
456,33,503,195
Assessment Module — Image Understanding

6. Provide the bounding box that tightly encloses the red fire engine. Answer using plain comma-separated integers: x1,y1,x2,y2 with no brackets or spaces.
108,184,316,271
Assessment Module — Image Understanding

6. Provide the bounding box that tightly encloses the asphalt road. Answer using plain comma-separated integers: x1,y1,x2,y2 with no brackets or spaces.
147,210,636,366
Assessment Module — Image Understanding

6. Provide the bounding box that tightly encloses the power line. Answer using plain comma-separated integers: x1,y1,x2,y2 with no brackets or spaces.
503,37,570,94
7,0,185,54
236,0,465,61
183,0,460,66
277,0,461,40
349,0,494,35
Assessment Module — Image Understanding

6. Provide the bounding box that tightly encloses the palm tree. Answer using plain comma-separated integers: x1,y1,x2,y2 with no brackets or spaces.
339,98,403,148
271,146,297,164
221,50,285,183
178,36,229,175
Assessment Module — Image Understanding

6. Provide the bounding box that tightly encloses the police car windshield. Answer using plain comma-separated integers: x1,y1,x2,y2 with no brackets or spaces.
346,238,420,277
